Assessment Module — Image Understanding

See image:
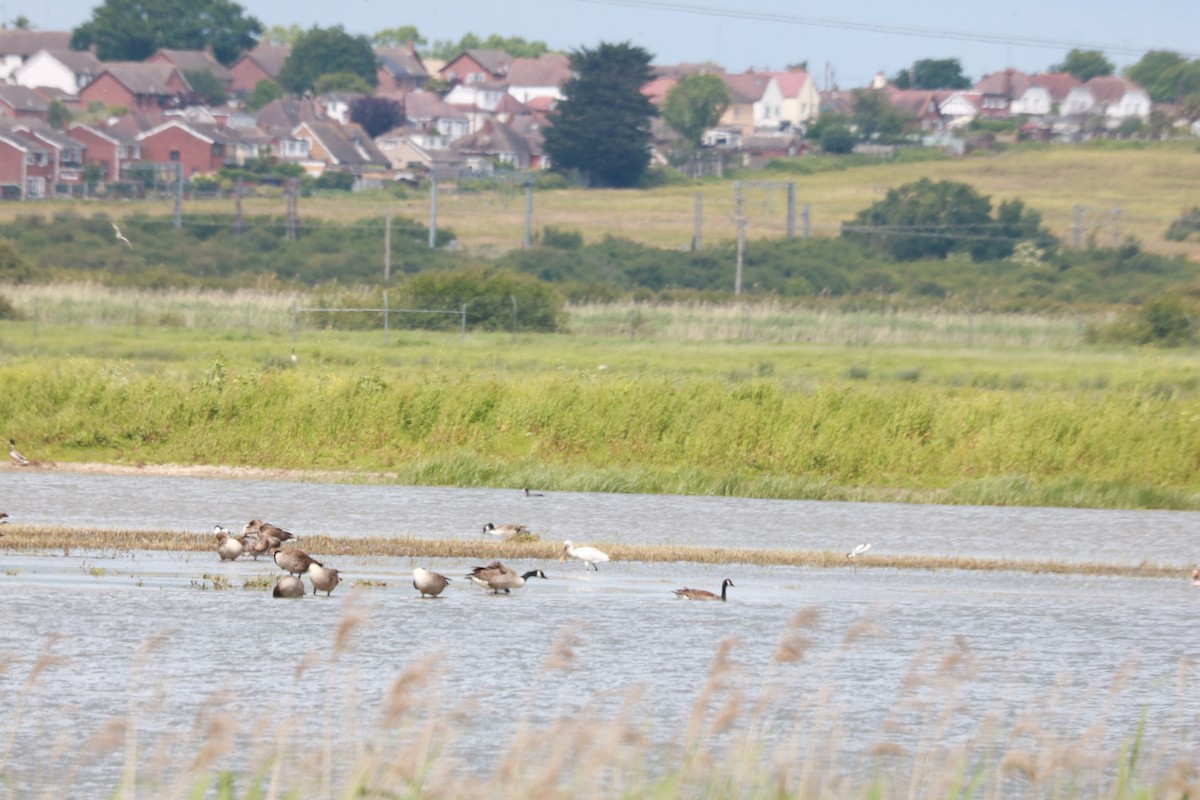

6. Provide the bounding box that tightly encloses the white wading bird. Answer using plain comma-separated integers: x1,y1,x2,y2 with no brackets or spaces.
846,543,872,559
560,540,610,571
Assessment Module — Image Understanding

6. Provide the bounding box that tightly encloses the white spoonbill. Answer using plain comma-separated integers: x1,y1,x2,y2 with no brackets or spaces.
560,540,610,571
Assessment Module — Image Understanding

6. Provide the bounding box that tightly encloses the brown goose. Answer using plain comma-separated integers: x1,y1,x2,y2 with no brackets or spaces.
465,561,548,594
273,575,305,598
273,548,320,577
673,578,734,601
246,530,282,560
243,519,295,542
214,526,243,561
308,562,341,596
9,439,30,467
413,567,451,598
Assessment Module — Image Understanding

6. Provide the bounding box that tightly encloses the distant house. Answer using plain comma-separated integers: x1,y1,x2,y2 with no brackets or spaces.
229,44,290,96
374,125,467,177
975,69,1079,118
934,90,982,128
1070,76,1152,121
147,49,234,97
440,49,511,84
375,45,428,93
0,128,55,198
505,53,571,104
290,120,391,179
13,48,103,95
718,72,776,135
886,89,944,130
444,78,509,132
80,63,192,112
452,118,534,172
641,76,678,107
136,118,242,175
0,85,50,120
68,121,142,182
772,70,820,128
0,29,71,83
6,122,86,187
403,91,470,140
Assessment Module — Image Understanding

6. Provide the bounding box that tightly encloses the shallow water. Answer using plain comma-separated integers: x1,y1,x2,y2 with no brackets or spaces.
1,472,1198,796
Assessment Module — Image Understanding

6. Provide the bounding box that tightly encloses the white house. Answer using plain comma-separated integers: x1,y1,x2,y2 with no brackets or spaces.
1062,77,1151,121
772,71,820,128
505,53,572,104
0,30,70,83
934,90,981,128
13,48,103,95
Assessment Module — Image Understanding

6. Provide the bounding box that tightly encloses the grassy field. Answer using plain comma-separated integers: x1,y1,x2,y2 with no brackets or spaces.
3,290,1200,509
3,142,1198,261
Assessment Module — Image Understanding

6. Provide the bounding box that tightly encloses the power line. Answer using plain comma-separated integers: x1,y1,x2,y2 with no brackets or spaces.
568,0,1200,60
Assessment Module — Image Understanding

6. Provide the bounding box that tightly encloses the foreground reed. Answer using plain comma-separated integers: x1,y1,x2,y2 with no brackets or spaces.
0,525,1187,580
1,601,1195,799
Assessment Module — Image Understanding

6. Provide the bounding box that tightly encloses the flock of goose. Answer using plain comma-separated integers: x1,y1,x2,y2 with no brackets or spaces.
211,508,744,600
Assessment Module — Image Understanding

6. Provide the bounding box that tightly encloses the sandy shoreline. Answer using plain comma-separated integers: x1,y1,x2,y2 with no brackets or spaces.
12,459,399,484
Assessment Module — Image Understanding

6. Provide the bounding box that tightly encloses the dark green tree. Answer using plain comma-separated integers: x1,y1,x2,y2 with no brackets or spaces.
314,72,373,95
543,42,657,188
245,79,283,111
1125,50,1200,102
46,99,72,129
1052,49,1114,81
373,26,426,48
890,58,971,89
662,73,730,147
277,25,378,95
851,89,911,141
842,178,1055,261
70,0,262,65
183,69,228,105
427,32,551,61
350,96,404,137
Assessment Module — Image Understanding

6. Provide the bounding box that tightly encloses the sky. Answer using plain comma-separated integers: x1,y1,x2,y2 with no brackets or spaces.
26,0,1200,88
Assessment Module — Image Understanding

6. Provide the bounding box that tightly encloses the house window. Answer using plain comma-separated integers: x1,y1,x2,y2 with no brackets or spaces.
26,176,45,198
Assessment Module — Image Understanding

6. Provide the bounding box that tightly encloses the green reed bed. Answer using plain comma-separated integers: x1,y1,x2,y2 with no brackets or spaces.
3,357,1200,509
1,527,1187,579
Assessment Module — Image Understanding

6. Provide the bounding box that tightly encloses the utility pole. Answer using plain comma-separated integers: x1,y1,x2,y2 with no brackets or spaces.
173,160,183,229
234,176,244,237
734,181,745,295
285,178,299,240
693,191,703,250
523,179,533,248
802,202,811,238
429,173,439,248
383,211,392,281
786,182,796,238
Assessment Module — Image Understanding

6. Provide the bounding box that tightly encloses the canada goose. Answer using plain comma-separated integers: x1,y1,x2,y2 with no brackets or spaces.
243,519,295,542
273,575,305,598
214,526,243,561
560,540,610,571
465,561,548,594
245,530,282,560
273,547,320,577
0,512,8,523
846,543,872,559
413,567,451,598
9,439,30,467
482,522,528,538
673,578,734,601
308,562,341,596
523,488,544,497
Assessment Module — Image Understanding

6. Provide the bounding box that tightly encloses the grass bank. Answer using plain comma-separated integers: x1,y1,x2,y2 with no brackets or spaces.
2,525,1188,578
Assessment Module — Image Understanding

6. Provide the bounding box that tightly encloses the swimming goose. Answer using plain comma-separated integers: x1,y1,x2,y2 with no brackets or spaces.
846,543,872,559
307,562,341,596
273,575,305,598
673,578,734,601
466,561,548,594
482,522,528,538
9,439,30,466
413,567,451,598
523,488,544,497
273,547,320,577
560,540,610,571
214,526,243,561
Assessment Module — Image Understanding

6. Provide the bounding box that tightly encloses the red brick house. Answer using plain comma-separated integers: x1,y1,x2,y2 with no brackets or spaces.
440,49,511,85
0,129,54,198
229,44,290,96
0,85,50,120
147,48,234,97
7,123,86,187
68,121,141,182
80,63,191,112
136,118,240,175
375,45,428,93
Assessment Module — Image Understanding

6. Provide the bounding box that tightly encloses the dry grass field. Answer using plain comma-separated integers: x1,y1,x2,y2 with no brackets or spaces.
2,142,1197,260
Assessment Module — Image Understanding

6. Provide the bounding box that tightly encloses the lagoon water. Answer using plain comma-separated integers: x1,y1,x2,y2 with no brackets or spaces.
1,470,1198,795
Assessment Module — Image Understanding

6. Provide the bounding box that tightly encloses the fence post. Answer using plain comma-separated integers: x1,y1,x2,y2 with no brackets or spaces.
384,290,389,345
460,303,467,341
292,301,298,346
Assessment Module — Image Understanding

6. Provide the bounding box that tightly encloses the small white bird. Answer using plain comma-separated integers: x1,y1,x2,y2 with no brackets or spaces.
413,567,451,598
9,438,30,466
560,540,610,571
112,222,132,248
846,543,872,559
